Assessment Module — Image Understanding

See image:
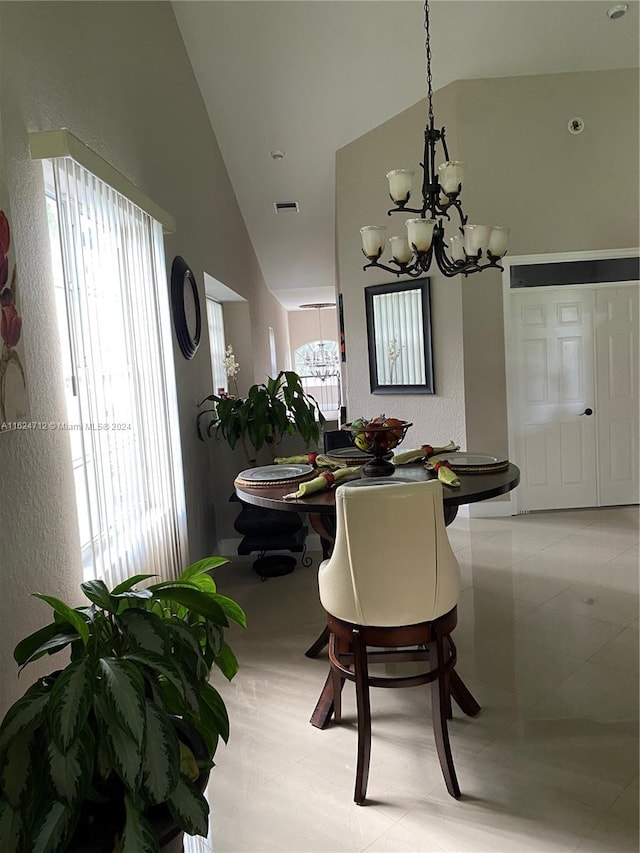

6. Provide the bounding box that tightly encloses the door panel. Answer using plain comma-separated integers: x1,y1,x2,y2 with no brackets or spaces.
595,285,639,506
512,289,597,511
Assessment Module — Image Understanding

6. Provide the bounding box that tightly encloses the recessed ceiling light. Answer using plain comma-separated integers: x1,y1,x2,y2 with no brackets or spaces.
607,4,628,19
270,150,286,160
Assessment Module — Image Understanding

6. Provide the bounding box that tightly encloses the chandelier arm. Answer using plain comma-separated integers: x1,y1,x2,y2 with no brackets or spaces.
362,259,423,278
387,205,424,216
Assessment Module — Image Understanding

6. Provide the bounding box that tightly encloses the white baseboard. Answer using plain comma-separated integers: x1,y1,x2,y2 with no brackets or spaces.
217,533,322,558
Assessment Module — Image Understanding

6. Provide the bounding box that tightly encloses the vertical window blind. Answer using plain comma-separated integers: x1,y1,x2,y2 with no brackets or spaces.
374,289,426,385
205,297,227,393
49,158,187,588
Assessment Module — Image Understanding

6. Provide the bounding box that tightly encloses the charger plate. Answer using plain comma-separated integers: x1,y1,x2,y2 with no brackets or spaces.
426,452,509,474
327,447,392,466
235,464,315,489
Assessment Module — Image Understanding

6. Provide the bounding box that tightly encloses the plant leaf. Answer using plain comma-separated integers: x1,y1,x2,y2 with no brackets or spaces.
32,595,89,646
121,794,160,853
215,641,240,681
213,594,247,629
167,622,208,680
48,659,92,754
199,681,230,744
179,556,228,582
48,725,94,806
0,680,50,753
118,609,168,657
95,696,143,793
112,588,153,603
152,587,228,625
167,776,209,837
123,651,195,711
31,801,73,853
1,729,34,808
140,704,180,805
0,799,22,853
98,658,146,747
14,622,79,667
111,574,157,595
80,579,117,612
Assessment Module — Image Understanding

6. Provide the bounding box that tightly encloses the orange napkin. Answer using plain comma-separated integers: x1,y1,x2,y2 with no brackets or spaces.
283,466,360,500
393,441,459,465
433,460,461,488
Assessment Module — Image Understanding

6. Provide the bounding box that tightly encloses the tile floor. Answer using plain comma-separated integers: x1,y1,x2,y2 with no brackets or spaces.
187,507,639,852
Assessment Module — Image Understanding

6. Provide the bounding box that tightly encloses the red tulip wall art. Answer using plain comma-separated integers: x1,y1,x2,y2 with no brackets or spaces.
0,209,26,425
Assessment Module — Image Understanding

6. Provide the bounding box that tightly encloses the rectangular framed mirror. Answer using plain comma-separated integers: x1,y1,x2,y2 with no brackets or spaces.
364,278,434,395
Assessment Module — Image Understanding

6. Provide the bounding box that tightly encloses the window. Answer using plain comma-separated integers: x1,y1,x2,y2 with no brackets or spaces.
294,341,341,418
206,297,227,393
45,158,186,587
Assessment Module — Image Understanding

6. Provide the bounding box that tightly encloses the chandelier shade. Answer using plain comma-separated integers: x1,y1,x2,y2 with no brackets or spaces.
360,0,509,279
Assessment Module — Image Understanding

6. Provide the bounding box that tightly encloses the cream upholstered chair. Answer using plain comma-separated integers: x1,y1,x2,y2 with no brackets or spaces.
317,479,479,804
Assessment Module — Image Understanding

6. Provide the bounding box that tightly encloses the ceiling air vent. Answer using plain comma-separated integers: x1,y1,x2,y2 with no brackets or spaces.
273,201,300,213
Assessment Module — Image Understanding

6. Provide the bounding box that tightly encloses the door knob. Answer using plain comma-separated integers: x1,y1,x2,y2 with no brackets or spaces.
579,408,593,416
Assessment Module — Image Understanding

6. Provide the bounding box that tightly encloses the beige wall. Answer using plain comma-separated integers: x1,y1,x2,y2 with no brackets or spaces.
0,1,285,712
336,68,639,459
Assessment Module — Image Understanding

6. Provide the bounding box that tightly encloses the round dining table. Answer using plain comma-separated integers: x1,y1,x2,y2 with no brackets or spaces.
234,460,520,729
235,461,520,555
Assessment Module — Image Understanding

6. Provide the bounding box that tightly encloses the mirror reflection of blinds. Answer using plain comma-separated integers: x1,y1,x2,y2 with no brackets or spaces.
50,158,187,588
373,290,426,385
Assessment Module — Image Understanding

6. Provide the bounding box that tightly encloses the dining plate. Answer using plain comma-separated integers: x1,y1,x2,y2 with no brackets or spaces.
326,447,372,459
236,464,314,483
426,452,509,473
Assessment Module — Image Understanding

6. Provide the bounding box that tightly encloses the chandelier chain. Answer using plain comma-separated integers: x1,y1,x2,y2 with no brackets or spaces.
424,0,434,124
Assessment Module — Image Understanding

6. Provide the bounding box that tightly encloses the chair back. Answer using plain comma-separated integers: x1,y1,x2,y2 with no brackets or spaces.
318,480,460,626
323,429,353,453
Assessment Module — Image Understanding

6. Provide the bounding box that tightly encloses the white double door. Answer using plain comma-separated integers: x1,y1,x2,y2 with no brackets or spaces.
509,283,639,511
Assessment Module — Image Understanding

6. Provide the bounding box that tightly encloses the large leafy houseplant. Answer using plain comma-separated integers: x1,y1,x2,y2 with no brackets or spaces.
0,557,246,853
198,370,325,467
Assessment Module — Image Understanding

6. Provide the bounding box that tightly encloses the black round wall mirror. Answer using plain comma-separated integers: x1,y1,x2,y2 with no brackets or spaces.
170,255,202,360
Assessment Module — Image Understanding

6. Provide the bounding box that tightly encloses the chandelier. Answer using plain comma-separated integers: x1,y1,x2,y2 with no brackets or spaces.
299,303,340,381
360,0,509,279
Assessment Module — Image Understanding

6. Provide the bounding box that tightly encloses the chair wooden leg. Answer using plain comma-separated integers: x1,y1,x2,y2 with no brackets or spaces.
329,633,346,723
352,628,371,805
428,636,461,799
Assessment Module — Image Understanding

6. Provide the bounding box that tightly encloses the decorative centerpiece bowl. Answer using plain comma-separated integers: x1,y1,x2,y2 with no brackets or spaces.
342,418,412,477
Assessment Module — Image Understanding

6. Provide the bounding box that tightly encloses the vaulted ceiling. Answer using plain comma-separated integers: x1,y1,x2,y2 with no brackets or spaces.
173,1,639,310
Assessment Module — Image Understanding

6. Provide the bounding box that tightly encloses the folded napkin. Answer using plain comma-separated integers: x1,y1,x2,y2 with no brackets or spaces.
314,453,351,470
274,453,318,465
393,441,459,465
433,460,461,488
283,466,360,500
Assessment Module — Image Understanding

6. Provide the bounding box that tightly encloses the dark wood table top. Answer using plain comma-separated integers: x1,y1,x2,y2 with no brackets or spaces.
235,462,520,515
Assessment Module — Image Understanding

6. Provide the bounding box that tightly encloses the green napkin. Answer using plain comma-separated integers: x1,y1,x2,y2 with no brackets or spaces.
434,461,461,488
393,441,459,465
274,453,318,465
283,466,360,500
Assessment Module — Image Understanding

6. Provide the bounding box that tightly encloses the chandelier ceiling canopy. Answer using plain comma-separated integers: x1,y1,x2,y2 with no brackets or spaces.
360,0,509,279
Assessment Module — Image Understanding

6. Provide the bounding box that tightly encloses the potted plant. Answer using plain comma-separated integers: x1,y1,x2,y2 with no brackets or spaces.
0,556,246,852
198,366,326,578
198,368,325,468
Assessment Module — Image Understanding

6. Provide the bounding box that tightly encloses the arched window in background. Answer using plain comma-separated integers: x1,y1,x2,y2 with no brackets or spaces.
294,340,341,420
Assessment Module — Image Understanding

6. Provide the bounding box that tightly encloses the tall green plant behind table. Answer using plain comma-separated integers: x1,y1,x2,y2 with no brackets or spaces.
198,371,325,467
0,557,246,853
